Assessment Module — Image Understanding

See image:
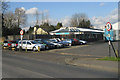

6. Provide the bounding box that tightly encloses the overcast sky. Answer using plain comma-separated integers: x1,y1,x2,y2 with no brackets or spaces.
8,2,118,30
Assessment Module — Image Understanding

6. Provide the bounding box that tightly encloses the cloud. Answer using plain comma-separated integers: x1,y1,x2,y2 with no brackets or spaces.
20,7,26,11
99,3,105,6
91,8,118,29
25,7,38,14
60,16,71,27
22,27,30,31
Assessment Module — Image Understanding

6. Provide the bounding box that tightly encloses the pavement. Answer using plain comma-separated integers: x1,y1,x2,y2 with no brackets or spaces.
65,57,118,73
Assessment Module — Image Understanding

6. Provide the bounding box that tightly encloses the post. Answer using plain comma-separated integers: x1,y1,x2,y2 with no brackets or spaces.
38,46,40,52
108,40,111,57
19,35,23,51
19,30,24,51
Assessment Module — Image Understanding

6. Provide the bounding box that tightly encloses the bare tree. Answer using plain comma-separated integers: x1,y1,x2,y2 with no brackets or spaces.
70,13,88,27
0,0,9,27
15,8,27,28
44,10,49,24
0,0,9,14
0,0,9,36
41,11,44,25
35,10,39,25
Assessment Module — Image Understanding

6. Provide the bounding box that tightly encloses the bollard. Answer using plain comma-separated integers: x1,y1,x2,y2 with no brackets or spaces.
12,48,15,51
38,46,40,52
25,47,27,52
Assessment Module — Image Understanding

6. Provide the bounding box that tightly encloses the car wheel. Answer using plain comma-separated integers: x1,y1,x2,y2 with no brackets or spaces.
46,46,49,50
69,43,71,46
33,47,37,52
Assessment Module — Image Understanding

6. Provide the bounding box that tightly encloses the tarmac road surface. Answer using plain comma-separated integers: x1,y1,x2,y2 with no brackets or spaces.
2,52,118,78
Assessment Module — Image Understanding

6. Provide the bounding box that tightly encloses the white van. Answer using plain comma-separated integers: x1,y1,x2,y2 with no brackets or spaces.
17,40,45,51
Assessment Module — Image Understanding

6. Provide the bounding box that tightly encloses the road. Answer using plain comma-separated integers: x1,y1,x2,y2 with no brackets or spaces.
50,41,119,57
2,51,118,78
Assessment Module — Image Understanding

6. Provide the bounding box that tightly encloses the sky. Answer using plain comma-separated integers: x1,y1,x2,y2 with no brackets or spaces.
8,2,118,30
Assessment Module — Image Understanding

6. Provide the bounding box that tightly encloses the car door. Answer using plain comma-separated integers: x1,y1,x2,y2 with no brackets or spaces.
22,41,27,49
27,41,32,50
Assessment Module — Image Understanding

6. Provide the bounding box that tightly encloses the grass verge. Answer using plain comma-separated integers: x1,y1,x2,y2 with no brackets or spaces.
97,57,120,61
0,42,3,45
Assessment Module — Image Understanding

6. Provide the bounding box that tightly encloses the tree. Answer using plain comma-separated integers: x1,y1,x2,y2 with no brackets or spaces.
70,13,92,28
40,23,55,33
0,0,9,36
55,22,63,29
70,13,88,27
15,8,27,28
35,10,39,25
3,11,16,28
26,26,34,34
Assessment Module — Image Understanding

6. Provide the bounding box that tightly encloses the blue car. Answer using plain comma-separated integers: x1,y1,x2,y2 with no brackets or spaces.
49,39,70,47
61,39,72,46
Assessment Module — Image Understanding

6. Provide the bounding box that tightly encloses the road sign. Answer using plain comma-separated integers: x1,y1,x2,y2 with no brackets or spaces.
106,22,112,31
20,30,24,35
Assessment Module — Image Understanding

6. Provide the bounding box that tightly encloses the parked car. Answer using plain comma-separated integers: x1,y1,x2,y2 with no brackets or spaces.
49,39,69,47
34,39,55,49
52,38,61,42
3,40,9,48
75,38,87,44
49,39,63,48
9,40,18,50
62,39,73,46
3,40,18,50
17,40,45,51
62,38,81,46
72,38,82,45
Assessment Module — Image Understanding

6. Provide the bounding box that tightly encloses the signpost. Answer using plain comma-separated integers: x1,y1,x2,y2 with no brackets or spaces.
106,22,112,31
106,22,118,57
106,22,111,57
20,30,24,51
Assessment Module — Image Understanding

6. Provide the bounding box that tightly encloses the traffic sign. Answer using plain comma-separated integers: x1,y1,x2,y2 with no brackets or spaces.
106,22,112,31
20,30,24,35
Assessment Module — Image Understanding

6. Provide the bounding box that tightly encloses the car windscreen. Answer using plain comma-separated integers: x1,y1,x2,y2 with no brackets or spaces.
31,41,37,44
36,40,43,44
4,41,8,43
11,41,17,43
50,40,57,43
42,40,51,44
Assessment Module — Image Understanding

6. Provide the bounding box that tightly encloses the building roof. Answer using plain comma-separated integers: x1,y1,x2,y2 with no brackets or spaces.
50,27,104,34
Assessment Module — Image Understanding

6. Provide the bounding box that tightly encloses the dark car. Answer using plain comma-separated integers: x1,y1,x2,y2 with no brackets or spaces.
3,40,9,47
3,40,18,50
72,38,81,45
35,39,55,49
62,38,81,46
49,39,69,47
9,40,18,50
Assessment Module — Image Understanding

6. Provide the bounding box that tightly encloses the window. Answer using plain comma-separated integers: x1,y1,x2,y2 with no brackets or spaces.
19,42,21,44
23,42,26,44
27,42,31,45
